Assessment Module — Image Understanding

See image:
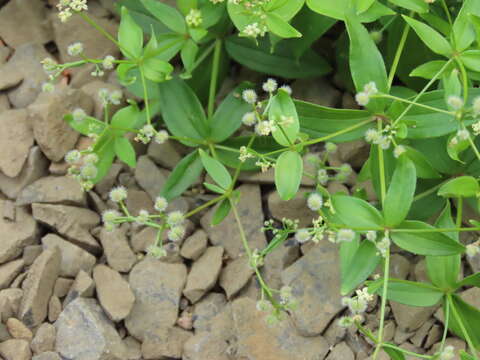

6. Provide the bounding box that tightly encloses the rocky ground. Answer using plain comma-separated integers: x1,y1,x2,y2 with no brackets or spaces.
0,1,479,360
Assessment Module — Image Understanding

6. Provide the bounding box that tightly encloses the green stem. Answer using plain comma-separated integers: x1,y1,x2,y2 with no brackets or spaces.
139,65,151,125
413,180,449,202
378,94,455,116
207,39,222,119
184,195,225,219
377,119,387,206
388,21,410,90
456,58,469,102
467,135,480,162
456,197,463,228
447,294,479,359
230,199,252,258
440,298,450,351
382,344,433,359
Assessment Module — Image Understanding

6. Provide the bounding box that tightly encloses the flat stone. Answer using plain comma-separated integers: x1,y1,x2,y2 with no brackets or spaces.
184,246,223,303
63,270,95,307
123,337,141,360
180,229,208,260
32,352,62,360
18,248,61,327
0,110,33,178
125,189,155,216
31,323,56,354
0,289,23,322
267,188,317,227
0,146,49,200
98,226,136,273
48,295,62,323
147,140,182,170
192,293,228,331
141,326,192,359
281,242,342,336
390,254,411,279
262,242,300,290
53,278,73,298
17,176,86,207
0,0,52,47
55,298,128,360
0,259,24,290
0,339,31,360
219,257,254,299
32,203,101,255
326,342,355,360
391,301,438,332
5,318,32,340
201,184,267,259
93,265,135,322
29,88,93,162
125,257,187,341
232,297,330,360
42,233,96,278
23,245,42,266
134,156,169,201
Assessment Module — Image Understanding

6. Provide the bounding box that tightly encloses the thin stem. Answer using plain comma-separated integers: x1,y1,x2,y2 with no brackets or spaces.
413,180,449,202
456,197,463,228
382,344,433,359
377,119,387,206
230,199,252,258
388,21,410,90
139,66,151,125
440,299,450,351
467,135,480,162
456,58,469,102
447,294,479,359
378,94,455,116
185,195,225,219
207,39,222,119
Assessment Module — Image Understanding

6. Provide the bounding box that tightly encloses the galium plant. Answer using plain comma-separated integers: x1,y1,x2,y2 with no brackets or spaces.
47,0,480,358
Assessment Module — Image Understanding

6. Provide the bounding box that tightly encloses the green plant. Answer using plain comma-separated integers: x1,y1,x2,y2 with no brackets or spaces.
46,0,480,358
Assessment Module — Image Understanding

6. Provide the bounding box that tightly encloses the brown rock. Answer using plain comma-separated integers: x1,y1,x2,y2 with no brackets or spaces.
0,289,23,322
98,226,136,272
22,245,42,266
326,342,355,360
17,177,86,207
134,155,169,201
31,323,56,354
267,188,317,227
219,257,254,299
147,140,182,170
0,259,24,290
141,327,192,359
19,248,61,327
6,318,32,340
180,229,208,260
32,352,61,360
48,296,62,323
391,301,438,332
53,278,73,298
81,81,124,119
63,270,95,307
192,293,227,331
0,339,31,360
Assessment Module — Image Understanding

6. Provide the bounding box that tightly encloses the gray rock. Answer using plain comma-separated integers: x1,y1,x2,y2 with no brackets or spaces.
147,140,182,170
98,226,136,273
180,229,208,260
281,242,342,336
53,278,73,298
5,318,32,340
134,156,169,201
29,88,94,162
63,270,95,307
23,245,43,266
141,327,192,359
125,257,187,341
48,295,62,323
267,188,317,227
55,298,128,360
326,342,355,360
391,301,438,332
32,352,62,360
31,323,56,355
125,189,155,216
232,297,330,360
17,176,86,207
0,0,52,47
184,247,223,303
0,110,33,178
0,259,24,290
0,323,9,342
390,254,411,279
291,78,340,107
0,288,23,322
0,339,31,360
123,337,141,360
18,248,61,327
201,184,267,259
219,257,254,299
32,203,101,255
94,163,122,199
42,234,96,278
262,243,300,290
93,265,135,322
0,146,49,200
192,293,228,331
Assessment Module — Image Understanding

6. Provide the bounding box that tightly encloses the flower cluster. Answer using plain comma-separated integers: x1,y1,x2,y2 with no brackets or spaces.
98,88,122,106
338,287,374,327
364,123,399,150
365,231,390,257
67,42,84,57
355,82,378,107
57,0,88,22
438,346,455,360
466,239,480,258
186,9,203,27
134,124,170,145
65,149,100,190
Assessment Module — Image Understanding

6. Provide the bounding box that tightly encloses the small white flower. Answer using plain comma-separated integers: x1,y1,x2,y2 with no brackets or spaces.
325,142,337,153
136,210,150,225
168,225,186,242
355,91,370,106
102,55,115,70
41,57,58,73
439,346,455,360
154,197,168,212
364,128,380,143
243,22,262,38
378,136,391,150
472,121,480,136
80,164,97,180
98,88,110,105
255,120,275,136
167,211,184,226
70,0,88,12
376,236,391,257
339,163,352,176
393,145,406,158
186,9,202,27
337,229,355,243
42,82,55,93
147,244,167,258
242,89,258,104
83,153,99,165
262,78,278,93
338,316,354,328
348,297,368,314
366,231,377,242
155,130,169,144
109,186,128,202
256,299,271,312
58,8,72,22
67,42,84,57
473,96,480,117
242,112,257,126
317,168,329,185
466,243,480,257
109,90,122,105
279,85,292,95
457,129,470,140
102,209,120,224
307,193,323,211
447,95,464,110
356,287,374,302
363,81,378,95
72,108,87,122
295,229,311,244
239,146,254,162
65,150,81,164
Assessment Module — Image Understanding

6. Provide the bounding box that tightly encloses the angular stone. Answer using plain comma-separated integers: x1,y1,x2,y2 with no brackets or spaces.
0,323,9,342
390,254,411,279
219,257,254,299
0,259,24,290
63,270,95,307
48,295,62,323
134,155,168,201
32,352,61,360
0,339,31,360
268,188,317,227
0,0,52,47
0,288,23,322
141,326,192,359
23,245,42,266
17,176,86,207
30,88,93,162
123,337,141,360
98,226,136,273
262,242,300,290
42,233,96,278
0,110,33,178
53,278,73,298
201,184,267,259
31,323,56,355
233,298,330,360
0,146,49,200
32,203,101,255
93,265,135,322
180,229,208,260
391,301,438,332
147,140,182,170
326,342,355,360
125,189,155,217
281,242,342,336
55,298,128,360
131,226,156,253
125,258,187,340
19,248,61,327
192,293,227,331
5,318,32,340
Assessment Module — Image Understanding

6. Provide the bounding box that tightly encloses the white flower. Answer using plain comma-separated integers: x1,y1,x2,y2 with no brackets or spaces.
83,153,99,165
339,163,352,176
364,128,380,143
473,96,480,117
317,168,329,185
466,243,480,257
307,193,323,211
255,120,275,136
348,297,368,314
262,78,278,93
325,142,337,153
102,209,120,224
65,150,81,164
155,130,169,144
42,82,55,93
102,55,115,70
393,145,406,158
439,346,455,360
295,229,311,243
58,8,72,22
147,244,167,258
136,210,150,225
376,236,391,257
70,0,88,12
242,112,257,126
168,225,186,242
239,146,254,162
337,229,355,243
167,211,184,226
279,85,292,95
242,89,258,104
378,136,391,150
67,42,84,57
457,129,470,140
243,22,262,38
356,287,374,302
366,231,377,242
447,95,464,110
109,90,122,105
338,316,354,328
363,81,378,95
109,186,128,202
98,88,110,105
154,196,168,212
472,121,480,136
186,9,202,27
41,57,58,73
355,91,370,106
80,164,97,180
72,108,87,122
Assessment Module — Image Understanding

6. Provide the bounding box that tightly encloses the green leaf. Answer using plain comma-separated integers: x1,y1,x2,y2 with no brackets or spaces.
264,0,305,21
199,149,232,190
330,195,384,228
210,83,253,143
180,39,198,75
446,133,469,163
404,146,441,179
426,202,461,290
92,136,116,184
203,182,226,194
438,176,480,198
225,36,331,79
356,0,375,14
161,151,204,200
456,272,480,289
383,157,417,227
266,13,302,38
142,58,174,83
140,0,186,33
110,105,141,135
373,279,443,307
64,115,106,136
448,294,480,348
341,240,380,295
306,0,394,22
114,137,136,168
452,0,480,52
388,0,428,13
177,0,197,15
275,151,303,201
211,198,231,225
270,90,300,146
158,77,209,146
383,346,406,360
460,351,476,360
460,50,480,73
409,60,449,80
402,15,452,57
118,7,144,59
345,11,388,112
391,220,466,256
